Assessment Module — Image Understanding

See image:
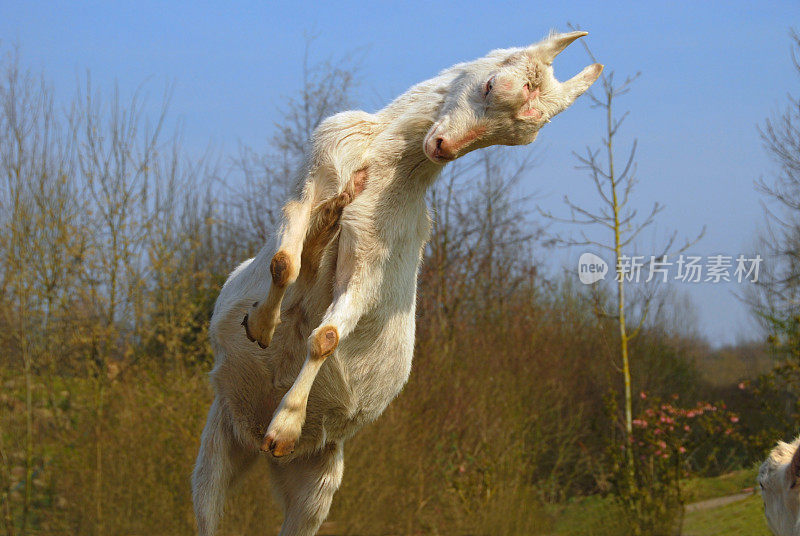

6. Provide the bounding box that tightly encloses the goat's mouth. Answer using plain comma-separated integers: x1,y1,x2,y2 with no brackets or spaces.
429,150,456,163
423,137,455,164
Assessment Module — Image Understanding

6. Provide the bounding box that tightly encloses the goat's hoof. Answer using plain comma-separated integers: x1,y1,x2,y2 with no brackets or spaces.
241,314,268,349
261,431,295,457
242,301,281,349
262,408,301,457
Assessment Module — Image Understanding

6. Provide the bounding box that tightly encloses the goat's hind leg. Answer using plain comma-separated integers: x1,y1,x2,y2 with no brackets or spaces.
192,398,258,536
302,189,353,272
269,442,344,536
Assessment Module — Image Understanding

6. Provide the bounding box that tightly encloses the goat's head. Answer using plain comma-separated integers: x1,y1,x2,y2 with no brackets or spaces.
423,31,603,164
760,436,800,536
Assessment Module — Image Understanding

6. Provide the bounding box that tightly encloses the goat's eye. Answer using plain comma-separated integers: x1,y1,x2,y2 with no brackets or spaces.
484,76,495,97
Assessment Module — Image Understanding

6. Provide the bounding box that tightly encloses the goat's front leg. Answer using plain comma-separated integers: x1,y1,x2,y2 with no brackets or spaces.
242,191,313,348
261,252,370,457
243,185,353,348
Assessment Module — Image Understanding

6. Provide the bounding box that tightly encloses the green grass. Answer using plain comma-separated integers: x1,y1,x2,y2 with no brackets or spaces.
546,470,767,536
681,467,759,503
547,495,628,536
682,494,770,536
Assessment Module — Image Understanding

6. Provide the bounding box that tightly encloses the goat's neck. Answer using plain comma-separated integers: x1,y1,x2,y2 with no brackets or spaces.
372,75,452,195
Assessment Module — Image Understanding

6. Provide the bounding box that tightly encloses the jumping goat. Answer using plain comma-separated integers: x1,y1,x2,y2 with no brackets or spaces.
192,31,602,536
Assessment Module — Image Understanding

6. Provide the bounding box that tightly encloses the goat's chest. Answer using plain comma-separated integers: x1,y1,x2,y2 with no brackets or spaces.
336,308,417,425
328,189,428,426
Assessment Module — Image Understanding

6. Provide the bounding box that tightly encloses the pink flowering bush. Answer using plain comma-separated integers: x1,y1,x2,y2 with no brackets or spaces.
631,394,743,474
607,392,742,536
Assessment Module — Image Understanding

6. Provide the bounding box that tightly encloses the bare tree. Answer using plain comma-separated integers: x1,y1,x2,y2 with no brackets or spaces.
755,30,800,352
0,48,87,533
539,36,702,492
424,147,542,344
0,47,42,536
72,77,171,536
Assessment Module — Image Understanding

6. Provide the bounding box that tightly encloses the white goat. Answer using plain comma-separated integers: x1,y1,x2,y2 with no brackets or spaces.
192,31,602,536
760,435,800,535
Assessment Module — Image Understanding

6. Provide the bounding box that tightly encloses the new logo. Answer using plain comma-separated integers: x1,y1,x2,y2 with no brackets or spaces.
578,253,608,285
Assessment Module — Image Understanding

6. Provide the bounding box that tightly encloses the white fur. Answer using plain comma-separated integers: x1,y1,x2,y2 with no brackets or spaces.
760,435,800,535
192,31,601,536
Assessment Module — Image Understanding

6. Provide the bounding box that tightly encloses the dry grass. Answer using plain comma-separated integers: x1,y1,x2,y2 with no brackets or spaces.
0,287,623,535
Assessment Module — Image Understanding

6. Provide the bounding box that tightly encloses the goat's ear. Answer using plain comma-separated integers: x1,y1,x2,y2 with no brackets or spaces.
553,63,603,115
790,443,800,489
537,31,588,64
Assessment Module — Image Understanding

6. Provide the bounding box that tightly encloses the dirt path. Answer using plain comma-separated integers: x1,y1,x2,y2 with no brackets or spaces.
684,491,754,513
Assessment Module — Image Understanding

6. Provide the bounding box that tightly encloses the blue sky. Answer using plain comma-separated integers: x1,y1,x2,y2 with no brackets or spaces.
3,1,799,345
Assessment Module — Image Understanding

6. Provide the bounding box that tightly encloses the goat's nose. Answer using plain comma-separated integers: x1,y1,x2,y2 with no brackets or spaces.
433,137,455,160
